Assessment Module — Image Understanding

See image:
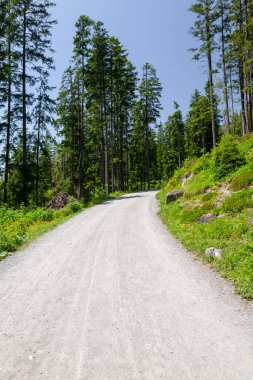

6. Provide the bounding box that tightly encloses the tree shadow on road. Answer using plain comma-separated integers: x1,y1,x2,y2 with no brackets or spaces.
103,194,145,204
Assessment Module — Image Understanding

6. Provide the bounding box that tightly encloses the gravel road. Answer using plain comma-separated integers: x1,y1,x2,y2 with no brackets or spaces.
0,191,253,380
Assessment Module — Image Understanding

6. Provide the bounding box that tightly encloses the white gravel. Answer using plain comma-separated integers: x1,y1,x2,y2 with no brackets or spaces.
0,191,253,380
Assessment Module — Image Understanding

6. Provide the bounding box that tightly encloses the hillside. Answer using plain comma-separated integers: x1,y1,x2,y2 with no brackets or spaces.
158,133,253,299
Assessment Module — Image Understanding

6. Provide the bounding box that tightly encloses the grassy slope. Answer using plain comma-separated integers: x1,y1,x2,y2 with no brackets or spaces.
0,191,124,261
158,134,253,299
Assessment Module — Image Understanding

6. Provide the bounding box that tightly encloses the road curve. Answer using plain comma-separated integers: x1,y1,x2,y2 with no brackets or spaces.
0,191,253,380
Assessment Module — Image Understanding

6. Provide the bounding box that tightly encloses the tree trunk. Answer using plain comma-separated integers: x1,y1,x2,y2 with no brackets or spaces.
35,90,42,206
206,12,216,148
220,1,231,131
4,36,11,204
110,75,114,193
78,72,84,200
125,111,129,191
239,62,248,134
238,0,248,135
103,83,109,196
22,1,28,205
144,66,151,189
229,67,235,122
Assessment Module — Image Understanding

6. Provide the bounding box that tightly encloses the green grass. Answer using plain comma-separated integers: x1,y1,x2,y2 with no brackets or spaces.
229,162,253,191
0,192,125,261
0,200,84,260
158,133,253,299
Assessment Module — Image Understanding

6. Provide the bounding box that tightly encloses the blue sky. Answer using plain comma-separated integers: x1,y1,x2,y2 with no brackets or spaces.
51,0,206,121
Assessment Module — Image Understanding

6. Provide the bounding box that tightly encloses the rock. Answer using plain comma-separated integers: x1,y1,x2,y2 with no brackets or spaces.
205,247,223,259
218,214,226,219
47,192,69,210
166,190,184,204
198,213,217,224
182,173,194,187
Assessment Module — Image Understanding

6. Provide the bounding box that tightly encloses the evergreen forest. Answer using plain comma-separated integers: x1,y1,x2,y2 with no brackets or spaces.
0,0,253,207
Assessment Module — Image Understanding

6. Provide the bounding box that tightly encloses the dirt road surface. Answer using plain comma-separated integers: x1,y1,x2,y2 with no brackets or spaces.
0,192,253,380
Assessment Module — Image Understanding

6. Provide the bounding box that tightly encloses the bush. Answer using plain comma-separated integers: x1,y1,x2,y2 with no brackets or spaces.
246,149,253,162
192,153,212,174
89,187,106,205
68,200,83,213
216,244,253,299
0,202,85,258
229,163,253,191
219,190,253,214
180,199,215,223
214,135,245,179
158,132,253,299
201,191,217,202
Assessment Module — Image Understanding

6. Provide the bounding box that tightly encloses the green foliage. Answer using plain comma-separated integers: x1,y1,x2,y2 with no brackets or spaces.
217,189,253,214
156,103,185,183
129,63,162,190
0,203,83,259
89,187,107,205
184,90,219,157
0,189,126,260
214,135,245,179
57,18,140,198
215,241,253,299
0,0,56,206
239,133,253,161
229,163,253,191
158,132,253,299
68,199,84,213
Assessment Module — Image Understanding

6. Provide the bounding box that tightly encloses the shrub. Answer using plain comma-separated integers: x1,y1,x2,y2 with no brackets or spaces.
214,135,245,179
220,190,253,214
68,200,83,213
229,166,253,191
180,209,202,223
216,244,253,299
192,153,212,174
181,197,216,223
246,150,253,162
89,187,106,205
201,191,217,202
0,202,85,258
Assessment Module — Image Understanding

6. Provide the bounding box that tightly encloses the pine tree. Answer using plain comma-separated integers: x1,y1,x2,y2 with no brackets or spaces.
86,21,110,195
215,0,232,131
185,89,219,157
0,0,20,203
156,122,170,182
73,16,94,199
32,71,55,205
129,102,147,190
108,37,137,192
165,102,185,170
190,0,218,147
16,0,56,204
57,64,79,196
229,0,253,134
56,17,163,199
136,63,162,189
0,0,8,111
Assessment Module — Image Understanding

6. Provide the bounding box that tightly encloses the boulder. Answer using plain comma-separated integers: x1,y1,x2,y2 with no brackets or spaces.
166,190,184,204
198,213,217,224
182,173,194,187
47,192,69,210
205,247,223,259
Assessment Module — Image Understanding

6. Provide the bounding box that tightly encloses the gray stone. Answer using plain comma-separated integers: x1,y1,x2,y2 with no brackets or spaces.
205,247,224,259
166,190,184,204
182,173,194,187
198,213,217,224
